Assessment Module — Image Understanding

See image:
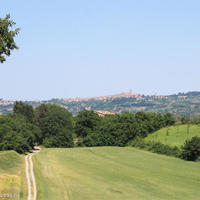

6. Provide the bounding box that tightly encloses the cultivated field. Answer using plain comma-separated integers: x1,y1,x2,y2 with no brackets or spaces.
33,147,200,200
0,151,27,200
145,124,200,147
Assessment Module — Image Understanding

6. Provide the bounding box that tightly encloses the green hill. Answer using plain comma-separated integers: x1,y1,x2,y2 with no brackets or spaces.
2,91,200,117
33,147,200,200
145,124,200,147
0,151,27,200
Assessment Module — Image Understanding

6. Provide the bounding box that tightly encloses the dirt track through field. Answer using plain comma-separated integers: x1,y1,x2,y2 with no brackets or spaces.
25,147,40,200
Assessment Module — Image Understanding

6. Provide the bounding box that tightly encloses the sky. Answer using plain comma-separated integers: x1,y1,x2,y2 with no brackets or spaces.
1,0,200,100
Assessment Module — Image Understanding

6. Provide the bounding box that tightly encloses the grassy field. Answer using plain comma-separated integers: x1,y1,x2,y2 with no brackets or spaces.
0,151,27,200
33,147,200,200
145,124,200,147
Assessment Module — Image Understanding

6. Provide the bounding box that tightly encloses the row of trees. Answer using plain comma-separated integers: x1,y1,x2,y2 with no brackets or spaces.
1,102,200,161
0,102,175,153
0,102,74,153
75,110,175,147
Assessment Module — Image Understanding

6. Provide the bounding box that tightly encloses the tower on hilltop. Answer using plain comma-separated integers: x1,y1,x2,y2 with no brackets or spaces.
129,89,133,95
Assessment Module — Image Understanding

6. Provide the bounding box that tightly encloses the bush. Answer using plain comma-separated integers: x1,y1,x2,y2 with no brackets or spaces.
130,138,180,157
129,137,147,149
148,142,180,157
181,136,200,161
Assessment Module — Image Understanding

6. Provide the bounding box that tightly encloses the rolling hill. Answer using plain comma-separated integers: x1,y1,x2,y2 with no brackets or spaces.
1,91,200,117
33,147,200,200
145,124,200,147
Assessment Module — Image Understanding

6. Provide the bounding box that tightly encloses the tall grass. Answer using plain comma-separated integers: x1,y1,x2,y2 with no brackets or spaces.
0,151,27,200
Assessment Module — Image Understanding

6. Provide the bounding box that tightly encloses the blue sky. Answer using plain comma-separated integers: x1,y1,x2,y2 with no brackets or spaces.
1,0,200,100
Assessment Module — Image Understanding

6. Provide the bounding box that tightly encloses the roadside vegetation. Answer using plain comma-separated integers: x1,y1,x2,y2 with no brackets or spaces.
0,151,27,199
0,102,74,153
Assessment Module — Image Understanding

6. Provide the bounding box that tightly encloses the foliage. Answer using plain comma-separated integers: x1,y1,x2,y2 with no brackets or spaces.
148,142,180,157
75,110,101,138
14,101,35,123
181,136,200,161
76,111,174,147
163,113,176,126
0,103,74,153
0,14,19,63
35,104,74,147
0,114,39,153
179,116,190,124
130,137,180,157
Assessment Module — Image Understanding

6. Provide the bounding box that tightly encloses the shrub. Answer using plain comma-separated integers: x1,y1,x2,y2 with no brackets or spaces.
129,137,147,149
181,136,200,161
130,138,180,157
148,142,180,157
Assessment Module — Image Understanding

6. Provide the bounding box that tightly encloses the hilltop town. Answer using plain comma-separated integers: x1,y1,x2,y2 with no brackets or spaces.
0,90,165,106
1,91,200,117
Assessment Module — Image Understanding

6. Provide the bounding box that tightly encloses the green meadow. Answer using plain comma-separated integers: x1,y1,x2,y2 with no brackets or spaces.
145,124,200,147
33,147,200,200
0,151,27,200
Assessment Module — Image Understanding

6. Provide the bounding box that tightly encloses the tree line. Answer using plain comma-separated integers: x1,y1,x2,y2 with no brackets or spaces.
0,102,175,153
0,102,73,153
0,102,200,161
75,110,175,147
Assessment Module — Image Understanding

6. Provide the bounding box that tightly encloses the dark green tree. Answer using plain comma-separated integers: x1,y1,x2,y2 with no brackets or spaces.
164,113,175,126
0,114,39,153
14,101,35,123
35,104,74,147
180,116,190,124
75,110,101,138
0,14,19,63
181,136,200,161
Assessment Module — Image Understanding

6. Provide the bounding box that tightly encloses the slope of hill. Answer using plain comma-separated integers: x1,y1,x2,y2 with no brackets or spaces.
1,91,200,117
0,151,27,200
145,124,200,147
33,147,200,200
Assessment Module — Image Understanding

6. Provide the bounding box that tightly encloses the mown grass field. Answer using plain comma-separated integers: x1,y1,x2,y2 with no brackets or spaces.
33,147,200,200
145,124,200,147
0,151,27,200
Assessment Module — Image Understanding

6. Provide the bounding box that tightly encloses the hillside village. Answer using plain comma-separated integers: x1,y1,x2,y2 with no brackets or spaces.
1,91,200,117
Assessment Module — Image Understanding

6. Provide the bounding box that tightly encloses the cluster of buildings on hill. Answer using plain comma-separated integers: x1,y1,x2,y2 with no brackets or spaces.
0,99,14,106
60,90,146,102
93,110,115,117
0,91,170,107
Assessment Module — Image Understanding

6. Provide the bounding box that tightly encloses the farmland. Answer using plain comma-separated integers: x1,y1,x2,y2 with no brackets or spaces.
33,147,200,200
145,124,200,147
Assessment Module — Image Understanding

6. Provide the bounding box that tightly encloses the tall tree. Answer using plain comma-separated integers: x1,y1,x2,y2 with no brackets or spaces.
0,14,19,63
75,110,101,138
14,101,34,123
35,104,74,147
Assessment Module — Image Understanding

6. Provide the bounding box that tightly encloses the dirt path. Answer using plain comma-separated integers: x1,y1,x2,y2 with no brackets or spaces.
25,147,40,200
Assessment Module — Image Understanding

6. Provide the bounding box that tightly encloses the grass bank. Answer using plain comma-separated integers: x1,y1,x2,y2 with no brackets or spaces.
33,147,200,200
0,151,27,200
145,124,200,147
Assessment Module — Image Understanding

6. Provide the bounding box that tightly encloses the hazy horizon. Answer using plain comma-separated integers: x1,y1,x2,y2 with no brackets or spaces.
1,89,200,101
1,1,200,100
